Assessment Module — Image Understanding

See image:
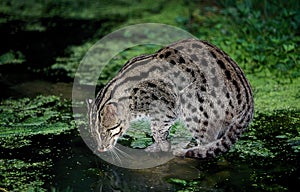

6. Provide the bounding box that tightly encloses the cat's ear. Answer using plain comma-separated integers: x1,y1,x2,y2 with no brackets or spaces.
86,99,94,110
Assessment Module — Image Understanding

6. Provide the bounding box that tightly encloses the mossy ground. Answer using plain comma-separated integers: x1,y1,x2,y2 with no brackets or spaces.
0,0,299,191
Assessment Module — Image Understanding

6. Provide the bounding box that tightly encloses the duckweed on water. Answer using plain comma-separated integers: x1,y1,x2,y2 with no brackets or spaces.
0,159,51,192
229,110,300,163
0,95,75,148
0,95,76,191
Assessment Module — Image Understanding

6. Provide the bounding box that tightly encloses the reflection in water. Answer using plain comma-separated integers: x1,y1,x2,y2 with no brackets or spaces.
52,136,249,192
93,158,201,192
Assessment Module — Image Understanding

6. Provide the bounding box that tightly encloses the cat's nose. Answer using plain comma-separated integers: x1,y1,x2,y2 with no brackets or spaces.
98,146,106,152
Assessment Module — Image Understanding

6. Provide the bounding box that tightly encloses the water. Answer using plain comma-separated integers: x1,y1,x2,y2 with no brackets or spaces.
46,117,299,192
49,131,299,191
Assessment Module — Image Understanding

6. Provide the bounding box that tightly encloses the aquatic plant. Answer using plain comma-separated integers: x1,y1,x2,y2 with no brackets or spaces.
0,95,75,148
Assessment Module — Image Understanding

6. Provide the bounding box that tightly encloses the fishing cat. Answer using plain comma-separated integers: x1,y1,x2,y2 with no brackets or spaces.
87,39,254,158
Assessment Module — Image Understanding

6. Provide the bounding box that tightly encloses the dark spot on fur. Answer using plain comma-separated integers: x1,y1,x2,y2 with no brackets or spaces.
170,60,176,65
191,70,195,78
179,57,185,64
151,94,159,100
147,82,157,88
210,51,217,58
196,92,204,103
201,86,206,92
225,70,231,80
203,112,209,119
199,106,203,111
229,100,234,109
165,51,171,58
217,59,226,69
132,87,139,93
242,104,246,110
232,80,240,92
185,68,191,73
198,97,204,103
226,92,230,99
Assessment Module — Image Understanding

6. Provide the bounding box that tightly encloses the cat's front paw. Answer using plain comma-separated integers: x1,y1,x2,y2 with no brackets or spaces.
159,141,171,152
145,141,171,152
145,143,161,152
172,148,187,157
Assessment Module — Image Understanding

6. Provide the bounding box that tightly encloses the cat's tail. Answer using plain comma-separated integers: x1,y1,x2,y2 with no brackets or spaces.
182,108,253,159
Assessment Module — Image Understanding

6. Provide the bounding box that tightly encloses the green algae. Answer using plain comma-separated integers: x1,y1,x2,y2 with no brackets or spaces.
250,76,300,112
0,0,165,21
0,159,51,192
0,95,75,149
229,110,300,162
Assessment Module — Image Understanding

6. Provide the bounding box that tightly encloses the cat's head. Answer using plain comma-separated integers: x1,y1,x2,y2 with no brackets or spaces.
86,99,125,152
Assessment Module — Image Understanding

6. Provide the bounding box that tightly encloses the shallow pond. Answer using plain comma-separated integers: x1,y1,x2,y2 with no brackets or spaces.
1,77,299,192
49,133,299,192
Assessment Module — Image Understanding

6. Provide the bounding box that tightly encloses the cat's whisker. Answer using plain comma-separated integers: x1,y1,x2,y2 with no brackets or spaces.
109,150,118,164
110,148,122,166
108,150,115,163
113,146,133,160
